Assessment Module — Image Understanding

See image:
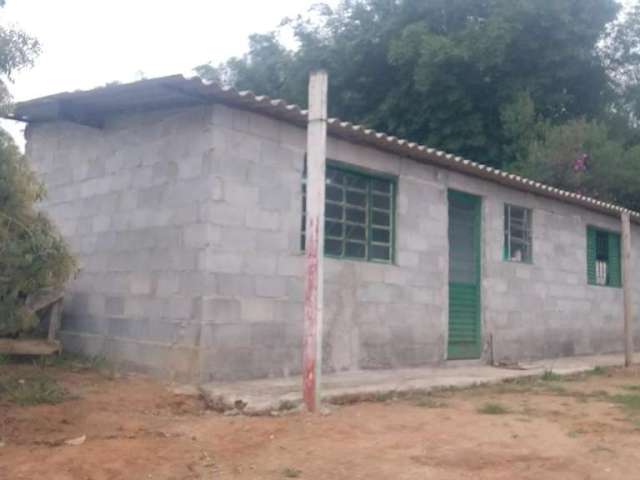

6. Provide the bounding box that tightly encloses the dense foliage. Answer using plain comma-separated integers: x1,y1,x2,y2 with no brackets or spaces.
197,0,640,208
0,1,76,336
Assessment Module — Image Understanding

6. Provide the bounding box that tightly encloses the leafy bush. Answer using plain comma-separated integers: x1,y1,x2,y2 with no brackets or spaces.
0,131,76,336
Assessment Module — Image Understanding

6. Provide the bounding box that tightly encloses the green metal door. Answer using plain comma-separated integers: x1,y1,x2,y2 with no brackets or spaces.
447,190,482,359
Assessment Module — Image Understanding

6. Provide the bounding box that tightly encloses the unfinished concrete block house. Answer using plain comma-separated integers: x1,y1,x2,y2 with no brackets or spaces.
9,75,640,381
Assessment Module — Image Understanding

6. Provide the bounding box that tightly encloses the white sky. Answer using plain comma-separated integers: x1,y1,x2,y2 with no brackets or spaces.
0,0,337,144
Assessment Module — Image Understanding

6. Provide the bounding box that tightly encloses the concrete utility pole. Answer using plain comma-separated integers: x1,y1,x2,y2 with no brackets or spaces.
621,210,634,367
303,70,328,412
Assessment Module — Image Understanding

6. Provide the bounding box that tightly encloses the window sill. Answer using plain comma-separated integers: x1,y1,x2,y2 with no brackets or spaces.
502,258,533,265
587,283,622,289
326,253,394,266
298,249,394,266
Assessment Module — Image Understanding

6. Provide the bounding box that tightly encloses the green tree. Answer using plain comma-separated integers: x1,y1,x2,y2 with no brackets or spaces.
197,0,623,168
512,119,640,210
602,1,640,130
0,0,40,113
0,1,76,336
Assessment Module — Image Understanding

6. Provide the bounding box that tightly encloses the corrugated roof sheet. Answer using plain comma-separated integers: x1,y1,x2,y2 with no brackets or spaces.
6,74,639,222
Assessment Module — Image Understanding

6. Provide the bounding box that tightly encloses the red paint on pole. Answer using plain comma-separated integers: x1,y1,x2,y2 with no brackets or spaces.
303,217,319,409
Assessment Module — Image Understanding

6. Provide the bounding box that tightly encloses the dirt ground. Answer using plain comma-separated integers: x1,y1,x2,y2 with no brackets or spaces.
2,359,640,480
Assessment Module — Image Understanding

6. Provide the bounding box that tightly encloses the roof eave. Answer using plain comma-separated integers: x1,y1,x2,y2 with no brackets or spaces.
6,74,639,223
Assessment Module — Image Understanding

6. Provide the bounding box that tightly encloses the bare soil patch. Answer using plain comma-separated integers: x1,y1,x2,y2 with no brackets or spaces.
2,358,640,479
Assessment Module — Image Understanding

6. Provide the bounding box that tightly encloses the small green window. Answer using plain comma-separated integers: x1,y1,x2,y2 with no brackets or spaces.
504,204,532,263
586,226,621,287
301,161,395,263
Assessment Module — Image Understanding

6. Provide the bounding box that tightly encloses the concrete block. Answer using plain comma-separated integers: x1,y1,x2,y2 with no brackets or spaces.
200,203,245,227
67,292,90,314
255,276,287,298
184,224,221,248
224,184,259,206
287,278,304,302
213,323,252,348
152,159,179,181
198,297,241,323
228,130,261,159
399,232,429,252
178,156,203,179
125,296,165,320
277,255,304,276
179,272,217,296
166,296,195,320
219,227,258,252
105,296,125,316
243,254,277,275
169,205,200,226
256,232,289,253
215,274,256,297
128,273,154,295
273,301,303,324
248,113,280,140
245,210,280,231
201,251,243,274
210,103,233,127
156,274,180,296
62,314,105,335
137,185,165,208
396,251,420,268
250,323,286,348
131,167,154,189
164,178,220,206
199,346,254,381
240,298,275,322
87,294,106,315
357,283,401,303
279,123,306,151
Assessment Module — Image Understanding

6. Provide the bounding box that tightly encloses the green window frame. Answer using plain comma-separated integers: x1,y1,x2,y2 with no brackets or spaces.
301,160,396,263
503,204,532,263
586,226,621,287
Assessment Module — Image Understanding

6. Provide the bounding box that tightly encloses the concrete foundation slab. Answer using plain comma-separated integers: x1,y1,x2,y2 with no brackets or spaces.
198,353,626,415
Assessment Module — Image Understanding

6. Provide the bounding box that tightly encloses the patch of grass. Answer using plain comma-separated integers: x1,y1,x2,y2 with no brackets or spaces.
0,373,67,406
0,354,10,365
611,393,640,413
543,384,568,395
487,382,535,395
590,445,614,454
36,352,109,371
588,366,608,376
330,390,396,406
541,370,563,382
589,390,610,398
282,467,302,478
278,400,298,411
414,397,448,408
621,384,640,392
629,417,640,430
477,402,509,415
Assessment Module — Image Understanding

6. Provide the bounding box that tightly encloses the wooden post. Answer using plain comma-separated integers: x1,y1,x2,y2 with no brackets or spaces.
622,210,634,367
47,299,62,343
303,70,328,412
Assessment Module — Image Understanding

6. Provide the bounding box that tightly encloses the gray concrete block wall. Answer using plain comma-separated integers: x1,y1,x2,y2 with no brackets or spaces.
26,106,220,380
445,170,640,363
197,105,450,380
25,100,640,382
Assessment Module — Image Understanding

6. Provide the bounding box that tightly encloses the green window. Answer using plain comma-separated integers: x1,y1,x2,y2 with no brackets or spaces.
586,226,621,287
301,161,395,263
504,204,532,263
